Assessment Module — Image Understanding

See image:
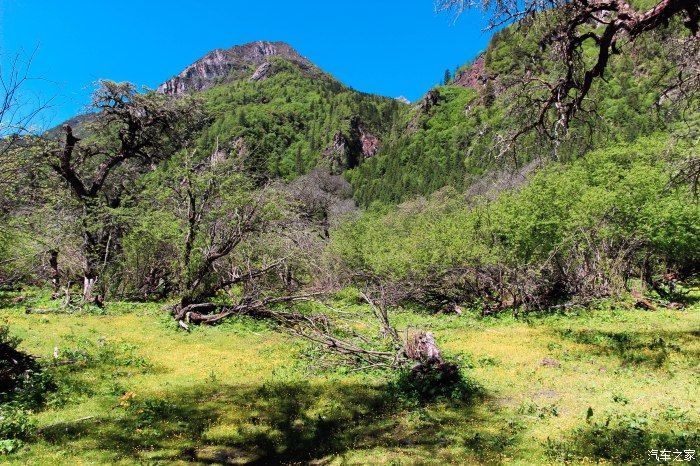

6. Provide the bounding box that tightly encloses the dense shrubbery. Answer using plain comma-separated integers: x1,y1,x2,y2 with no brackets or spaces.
334,134,699,312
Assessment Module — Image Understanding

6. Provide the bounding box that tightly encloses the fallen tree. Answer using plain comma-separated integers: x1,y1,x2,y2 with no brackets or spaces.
173,294,321,329
283,284,462,394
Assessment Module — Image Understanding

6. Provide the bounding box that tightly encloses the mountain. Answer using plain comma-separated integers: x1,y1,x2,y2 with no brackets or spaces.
154,41,405,181
157,41,319,95
50,32,689,204
345,26,686,205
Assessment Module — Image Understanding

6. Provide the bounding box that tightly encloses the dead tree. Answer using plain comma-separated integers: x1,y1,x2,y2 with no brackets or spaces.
286,284,460,388
0,49,50,159
438,0,700,146
48,249,60,299
164,151,315,328
44,81,205,304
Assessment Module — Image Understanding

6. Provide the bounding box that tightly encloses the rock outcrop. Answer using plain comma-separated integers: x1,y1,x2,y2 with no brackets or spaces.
323,117,380,173
250,62,272,81
453,55,488,89
417,89,442,114
407,88,444,132
157,41,315,95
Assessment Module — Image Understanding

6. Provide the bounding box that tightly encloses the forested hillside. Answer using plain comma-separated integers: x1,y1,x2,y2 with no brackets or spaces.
349,24,689,204
194,56,403,179
0,1,698,464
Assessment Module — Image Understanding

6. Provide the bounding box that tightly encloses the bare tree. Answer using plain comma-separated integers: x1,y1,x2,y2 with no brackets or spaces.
0,50,50,157
1,50,51,213
285,168,356,239
149,149,315,328
0,50,53,287
438,0,699,144
43,81,205,304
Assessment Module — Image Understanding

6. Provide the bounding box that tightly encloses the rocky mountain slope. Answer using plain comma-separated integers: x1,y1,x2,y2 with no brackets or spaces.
155,41,404,181
157,41,318,95
52,30,689,204
346,26,687,205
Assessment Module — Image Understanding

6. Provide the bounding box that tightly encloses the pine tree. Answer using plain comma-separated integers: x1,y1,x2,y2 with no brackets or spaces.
443,69,452,85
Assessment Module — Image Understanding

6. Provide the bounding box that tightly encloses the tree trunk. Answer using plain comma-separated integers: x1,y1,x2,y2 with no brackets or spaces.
82,274,102,306
405,331,444,365
405,331,460,383
49,250,60,299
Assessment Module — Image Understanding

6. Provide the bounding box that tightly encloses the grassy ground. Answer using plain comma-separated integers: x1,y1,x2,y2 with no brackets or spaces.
1,290,698,465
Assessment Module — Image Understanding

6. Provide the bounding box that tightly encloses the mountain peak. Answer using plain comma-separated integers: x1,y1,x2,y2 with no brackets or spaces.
157,41,313,95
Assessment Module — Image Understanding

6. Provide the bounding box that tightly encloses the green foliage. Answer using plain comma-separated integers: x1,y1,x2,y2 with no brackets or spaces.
547,413,700,464
335,134,699,307
197,59,402,180
58,337,150,370
389,365,482,403
348,86,492,205
349,19,681,205
0,404,36,453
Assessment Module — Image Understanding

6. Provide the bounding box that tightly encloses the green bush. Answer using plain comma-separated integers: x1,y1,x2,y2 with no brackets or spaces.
389,363,482,403
333,134,699,310
0,404,36,454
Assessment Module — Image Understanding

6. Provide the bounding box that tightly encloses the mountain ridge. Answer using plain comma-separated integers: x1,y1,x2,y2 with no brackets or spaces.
157,40,319,95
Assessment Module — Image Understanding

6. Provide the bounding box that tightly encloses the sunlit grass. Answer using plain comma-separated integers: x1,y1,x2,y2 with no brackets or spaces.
1,289,698,465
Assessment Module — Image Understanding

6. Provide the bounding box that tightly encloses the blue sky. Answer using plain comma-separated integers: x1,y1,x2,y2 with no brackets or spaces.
0,0,491,127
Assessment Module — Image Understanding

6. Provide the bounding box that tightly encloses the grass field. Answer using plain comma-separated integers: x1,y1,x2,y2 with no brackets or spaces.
1,290,698,465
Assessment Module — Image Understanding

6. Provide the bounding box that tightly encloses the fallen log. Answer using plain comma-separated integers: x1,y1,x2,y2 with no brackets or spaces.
172,293,322,327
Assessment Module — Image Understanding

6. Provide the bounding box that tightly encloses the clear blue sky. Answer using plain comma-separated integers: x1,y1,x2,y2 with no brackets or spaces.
0,0,491,127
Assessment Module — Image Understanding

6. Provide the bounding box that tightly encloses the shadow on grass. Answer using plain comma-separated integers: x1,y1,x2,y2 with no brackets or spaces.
556,329,697,368
38,378,515,464
0,290,26,310
547,414,700,465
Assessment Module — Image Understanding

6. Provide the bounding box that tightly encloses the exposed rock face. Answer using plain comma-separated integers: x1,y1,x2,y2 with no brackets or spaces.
323,117,380,173
250,62,272,81
408,88,444,132
453,55,488,89
323,132,353,174
157,41,314,95
359,124,380,158
417,89,442,114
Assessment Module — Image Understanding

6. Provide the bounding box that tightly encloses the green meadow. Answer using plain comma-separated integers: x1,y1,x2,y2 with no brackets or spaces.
2,289,698,465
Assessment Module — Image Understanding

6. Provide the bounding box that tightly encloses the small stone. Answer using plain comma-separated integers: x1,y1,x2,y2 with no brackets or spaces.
540,357,561,368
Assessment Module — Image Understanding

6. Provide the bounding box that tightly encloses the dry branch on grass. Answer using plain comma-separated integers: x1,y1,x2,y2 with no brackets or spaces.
283,291,460,385
172,293,322,329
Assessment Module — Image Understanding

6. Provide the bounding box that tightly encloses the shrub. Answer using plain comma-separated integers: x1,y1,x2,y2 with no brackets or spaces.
0,325,55,409
389,363,482,403
333,135,699,313
0,404,36,454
